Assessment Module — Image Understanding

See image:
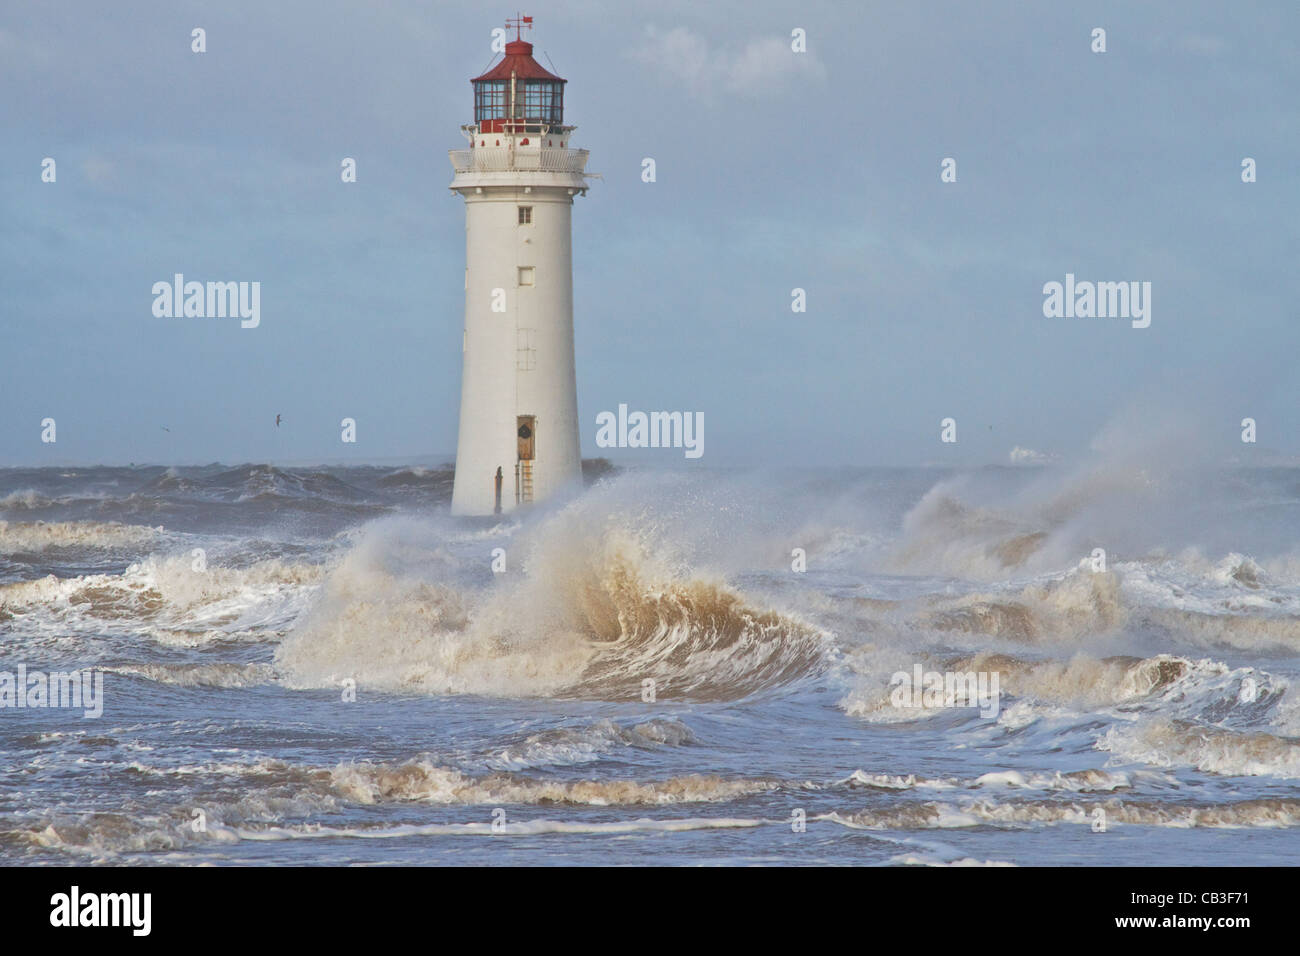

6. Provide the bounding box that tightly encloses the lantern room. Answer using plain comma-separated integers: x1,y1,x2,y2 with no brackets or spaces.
471,17,567,133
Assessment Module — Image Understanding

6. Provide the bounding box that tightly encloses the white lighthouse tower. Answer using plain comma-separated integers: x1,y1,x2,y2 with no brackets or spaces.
449,15,591,516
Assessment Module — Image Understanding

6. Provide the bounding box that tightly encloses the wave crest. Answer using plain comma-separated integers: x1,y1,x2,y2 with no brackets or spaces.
0,519,160,553
277,508,828,701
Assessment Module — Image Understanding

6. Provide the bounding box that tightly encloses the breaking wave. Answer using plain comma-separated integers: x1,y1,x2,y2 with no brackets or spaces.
0,489,47,510
823,797,1300,830
329,761,780,806
277,503,830,701
107,662,277,689
473,717,697,771
1100,718,1300,779
0,554,321,637
837,767,1143,792
7,757,784,859
838,554,1300,653
0,519,162,553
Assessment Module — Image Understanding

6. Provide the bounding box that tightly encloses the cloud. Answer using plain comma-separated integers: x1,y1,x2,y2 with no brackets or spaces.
1009,446,1058,465
633,26,826,98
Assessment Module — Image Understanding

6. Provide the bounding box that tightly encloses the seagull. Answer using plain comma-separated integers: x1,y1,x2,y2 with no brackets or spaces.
276,414,282,427
160,426,170,432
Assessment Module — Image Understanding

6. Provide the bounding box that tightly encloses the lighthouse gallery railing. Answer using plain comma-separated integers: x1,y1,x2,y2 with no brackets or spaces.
450,147,590,174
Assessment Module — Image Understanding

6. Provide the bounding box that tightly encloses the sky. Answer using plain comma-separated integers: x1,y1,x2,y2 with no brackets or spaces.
1,0,1297,468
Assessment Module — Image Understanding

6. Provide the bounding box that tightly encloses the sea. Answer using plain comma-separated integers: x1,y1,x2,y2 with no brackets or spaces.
2,457,1298,866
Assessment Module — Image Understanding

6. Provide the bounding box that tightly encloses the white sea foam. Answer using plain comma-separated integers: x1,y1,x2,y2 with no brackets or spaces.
1099,718,1300,779
821,797,1300,830
1,554,322,642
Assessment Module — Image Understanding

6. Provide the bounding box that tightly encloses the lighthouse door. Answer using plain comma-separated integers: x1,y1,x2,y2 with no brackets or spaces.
517,416,535,460
516,416,536,505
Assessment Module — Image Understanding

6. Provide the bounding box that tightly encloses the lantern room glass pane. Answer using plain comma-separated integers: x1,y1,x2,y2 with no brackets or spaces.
474,81,507,122
521,81,563,124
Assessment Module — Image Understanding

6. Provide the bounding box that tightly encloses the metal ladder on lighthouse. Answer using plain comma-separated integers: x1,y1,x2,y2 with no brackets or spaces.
515,460,534,505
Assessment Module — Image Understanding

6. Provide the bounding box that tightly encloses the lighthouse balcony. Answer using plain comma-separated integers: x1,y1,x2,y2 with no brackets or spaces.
450,146,589,175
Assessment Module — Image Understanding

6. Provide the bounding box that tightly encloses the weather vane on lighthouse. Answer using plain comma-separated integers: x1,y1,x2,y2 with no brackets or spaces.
447,16,594,516
505,13,533,41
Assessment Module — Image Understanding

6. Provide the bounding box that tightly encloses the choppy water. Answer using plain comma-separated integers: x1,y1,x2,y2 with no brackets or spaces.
2,459,1299,866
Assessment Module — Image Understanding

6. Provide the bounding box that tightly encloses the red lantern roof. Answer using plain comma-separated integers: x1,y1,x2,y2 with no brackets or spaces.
472,39,565,84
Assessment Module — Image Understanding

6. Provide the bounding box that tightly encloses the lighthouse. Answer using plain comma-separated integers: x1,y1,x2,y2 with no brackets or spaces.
449,15,591,516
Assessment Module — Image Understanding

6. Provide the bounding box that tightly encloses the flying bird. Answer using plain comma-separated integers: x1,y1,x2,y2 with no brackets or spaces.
276,415,282,427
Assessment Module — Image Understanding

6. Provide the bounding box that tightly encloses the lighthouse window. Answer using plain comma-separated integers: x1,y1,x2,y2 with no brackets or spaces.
517,266,535,287
521,80,564,124
518,206,532,224
474,81,508,122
